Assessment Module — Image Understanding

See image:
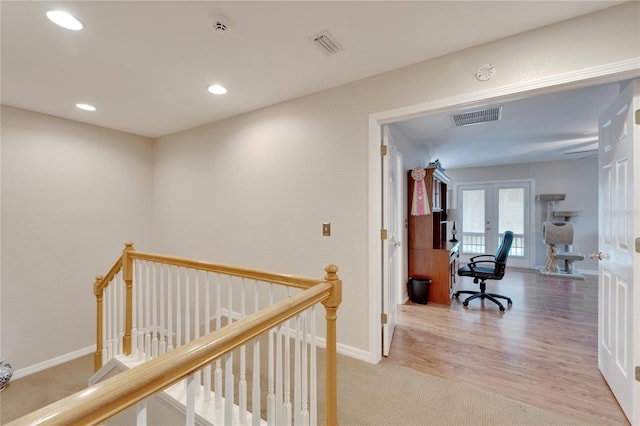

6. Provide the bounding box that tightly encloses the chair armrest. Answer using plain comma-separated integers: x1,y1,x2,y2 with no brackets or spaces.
466,259,499,272
469,254,495,262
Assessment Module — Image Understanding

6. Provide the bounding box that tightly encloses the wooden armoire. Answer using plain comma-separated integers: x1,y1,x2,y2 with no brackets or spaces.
407,165,460,305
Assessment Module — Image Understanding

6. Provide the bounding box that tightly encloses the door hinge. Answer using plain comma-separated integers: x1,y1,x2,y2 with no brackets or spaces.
381,229,388,240
636,366,640,382
635,109,639,125
381,313,388,324
635,237,640,254
380,144,388,156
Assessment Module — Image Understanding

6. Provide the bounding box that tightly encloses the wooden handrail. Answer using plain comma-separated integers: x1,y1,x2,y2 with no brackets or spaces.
129,250,321,289
9,281,337,426
94,256,123,294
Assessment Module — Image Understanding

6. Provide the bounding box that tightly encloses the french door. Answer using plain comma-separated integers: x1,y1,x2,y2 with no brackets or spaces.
596,78,638,425
456,180,532,268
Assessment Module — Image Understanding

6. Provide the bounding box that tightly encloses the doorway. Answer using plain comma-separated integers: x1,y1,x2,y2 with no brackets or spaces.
369,63,638,364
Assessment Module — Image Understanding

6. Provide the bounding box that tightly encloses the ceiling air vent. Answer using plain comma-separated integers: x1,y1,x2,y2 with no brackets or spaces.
310,30,344,56
452,106,503,127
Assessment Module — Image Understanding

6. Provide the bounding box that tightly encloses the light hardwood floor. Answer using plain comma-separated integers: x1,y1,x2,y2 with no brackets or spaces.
387,268,630,426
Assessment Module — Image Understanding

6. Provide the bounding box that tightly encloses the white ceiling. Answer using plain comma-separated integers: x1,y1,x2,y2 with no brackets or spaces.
391,80,625,169
0,1,630,168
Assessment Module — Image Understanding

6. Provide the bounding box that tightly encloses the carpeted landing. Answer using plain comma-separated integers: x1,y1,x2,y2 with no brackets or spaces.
1,352,589,425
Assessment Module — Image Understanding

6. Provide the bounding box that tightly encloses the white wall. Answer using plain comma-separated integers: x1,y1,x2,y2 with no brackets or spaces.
447,158,599,273
0,106,154,371
154,3,639,358
153,97,372,354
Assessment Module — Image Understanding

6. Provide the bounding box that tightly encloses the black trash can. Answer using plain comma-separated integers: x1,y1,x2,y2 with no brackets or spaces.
408,278,431,304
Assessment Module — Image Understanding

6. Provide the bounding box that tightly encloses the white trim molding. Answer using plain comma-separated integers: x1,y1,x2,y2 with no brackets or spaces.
12,345,96,380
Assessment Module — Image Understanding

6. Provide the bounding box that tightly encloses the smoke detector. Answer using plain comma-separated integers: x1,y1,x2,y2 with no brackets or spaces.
309,30,343,56
211,16,229,33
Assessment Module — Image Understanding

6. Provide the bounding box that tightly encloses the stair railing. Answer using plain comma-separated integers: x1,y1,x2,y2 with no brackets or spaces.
9,243,342,426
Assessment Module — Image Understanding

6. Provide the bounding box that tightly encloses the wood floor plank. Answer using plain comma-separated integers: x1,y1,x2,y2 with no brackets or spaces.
387,269,629,426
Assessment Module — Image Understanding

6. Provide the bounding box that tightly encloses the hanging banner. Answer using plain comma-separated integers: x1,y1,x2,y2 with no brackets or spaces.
410,168,431,216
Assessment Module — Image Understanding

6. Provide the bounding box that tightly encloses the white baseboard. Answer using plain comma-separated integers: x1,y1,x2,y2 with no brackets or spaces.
12,345,96,380
336,342,372,363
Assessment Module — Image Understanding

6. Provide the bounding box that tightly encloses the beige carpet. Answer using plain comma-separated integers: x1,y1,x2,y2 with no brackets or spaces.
332,356,590,426
1,353,589,425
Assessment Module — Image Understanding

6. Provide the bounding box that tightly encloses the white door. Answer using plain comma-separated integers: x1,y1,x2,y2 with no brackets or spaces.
382,126,403,356
597,78,639,425
457,181,532,268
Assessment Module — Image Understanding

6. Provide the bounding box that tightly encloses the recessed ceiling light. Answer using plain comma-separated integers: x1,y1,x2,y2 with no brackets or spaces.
46,10,83,31
76,103,96,111
208,84,227,95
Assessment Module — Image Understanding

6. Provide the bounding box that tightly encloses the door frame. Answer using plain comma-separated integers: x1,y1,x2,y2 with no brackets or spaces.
367,59,640,363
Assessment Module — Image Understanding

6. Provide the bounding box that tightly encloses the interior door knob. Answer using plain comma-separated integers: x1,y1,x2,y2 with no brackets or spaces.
589,252,610,260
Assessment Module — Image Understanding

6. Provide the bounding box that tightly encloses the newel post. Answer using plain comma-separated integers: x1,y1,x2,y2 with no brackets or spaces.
122,241,135,356
94,276,104,372
321,264,342,426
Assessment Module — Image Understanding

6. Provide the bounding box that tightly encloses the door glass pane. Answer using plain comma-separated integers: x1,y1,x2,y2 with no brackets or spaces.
462,189,485,254
498,188,524,256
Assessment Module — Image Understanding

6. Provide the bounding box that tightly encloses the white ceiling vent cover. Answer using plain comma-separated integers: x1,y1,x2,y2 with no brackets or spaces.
452,106,503,127
310,30,344,56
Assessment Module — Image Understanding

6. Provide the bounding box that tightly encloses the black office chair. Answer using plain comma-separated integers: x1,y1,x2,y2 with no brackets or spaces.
455,231,514,311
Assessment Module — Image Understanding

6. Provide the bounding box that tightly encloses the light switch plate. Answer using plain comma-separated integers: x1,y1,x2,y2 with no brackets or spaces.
323,222,331,236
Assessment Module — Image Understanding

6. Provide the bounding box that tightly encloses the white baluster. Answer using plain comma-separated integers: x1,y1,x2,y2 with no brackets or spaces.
112,279,118,357
283,288,292,426
136,400,147,426
204,272,212,399
267,285,275,425
159,263,166,356
310,305,318,426
136,263,144,359
224,353,234,426
193,270,201,394
224,274,235,421
167,265,174,352
294,315,301,426
185,269,190,345
275,324,283,425
252,280,261,426
144,262,151,360
117,272,123,356
186,374,196,426
215,273,223,409
151,264,158,358
101,282,107,366
106,283,112,362
182,268,189,394
301,310,309,426
131,260,139,357
239,278,247,424
176,267,182,349
227,274,233,326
